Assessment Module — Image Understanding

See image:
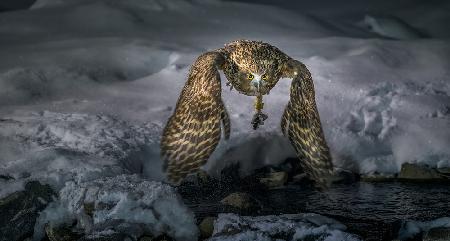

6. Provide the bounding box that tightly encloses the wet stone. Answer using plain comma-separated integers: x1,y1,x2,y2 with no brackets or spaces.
220,192,260,211
0,181,56,241
398,163,444,180
45,223,81,241
259,171,288,188
199,216,216,239
423,227,450,241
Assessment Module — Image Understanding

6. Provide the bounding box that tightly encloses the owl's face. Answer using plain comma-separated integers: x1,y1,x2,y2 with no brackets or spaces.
222,58,283,96
221,41,287,96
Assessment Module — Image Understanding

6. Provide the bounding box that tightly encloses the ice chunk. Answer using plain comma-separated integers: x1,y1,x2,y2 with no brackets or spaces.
398,217,450,240
34,174,198,241
208,213,361,241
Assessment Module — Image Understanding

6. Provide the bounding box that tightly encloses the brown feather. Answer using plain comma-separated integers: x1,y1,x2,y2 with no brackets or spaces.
161,51,227,184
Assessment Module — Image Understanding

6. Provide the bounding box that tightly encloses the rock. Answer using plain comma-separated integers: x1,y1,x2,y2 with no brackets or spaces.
279,157,304,176
220,192,259,210
78,233,130,241
182,170,214,186
360,173,397,182
437,167,450,174
330,168,358,184
0,174,14,181
0,181,56,241
291,173,309,183
83,202,95,217
196,170,212,183
398,163,443,180
437,167,450,178
259,171,288,188
199,217,216,239
149,234,174,241
137,234,175,241
423,227,450,241
45,223,81,241
138,236,154,241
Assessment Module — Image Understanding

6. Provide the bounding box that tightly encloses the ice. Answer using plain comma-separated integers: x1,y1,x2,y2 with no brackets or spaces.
398,217,450,240
207,213,361,241
33,174,198,241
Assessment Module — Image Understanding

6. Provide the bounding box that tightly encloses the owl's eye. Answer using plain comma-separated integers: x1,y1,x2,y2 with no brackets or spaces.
261,74,268,80
247,73,254,80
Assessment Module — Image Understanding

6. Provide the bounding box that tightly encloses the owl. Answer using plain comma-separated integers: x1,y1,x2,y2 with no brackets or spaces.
161,40,337,187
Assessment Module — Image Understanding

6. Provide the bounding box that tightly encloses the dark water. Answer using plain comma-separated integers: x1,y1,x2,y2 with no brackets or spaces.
180,181,450,241
257,182,450,221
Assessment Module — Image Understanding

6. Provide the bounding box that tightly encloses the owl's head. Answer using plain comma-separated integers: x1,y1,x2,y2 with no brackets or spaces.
220,40,288,96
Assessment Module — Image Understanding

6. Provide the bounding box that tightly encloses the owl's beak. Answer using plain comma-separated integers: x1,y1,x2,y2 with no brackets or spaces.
251,78,262,93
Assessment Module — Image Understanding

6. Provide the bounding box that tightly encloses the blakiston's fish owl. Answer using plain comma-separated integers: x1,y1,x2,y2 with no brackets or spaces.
161,40,337,187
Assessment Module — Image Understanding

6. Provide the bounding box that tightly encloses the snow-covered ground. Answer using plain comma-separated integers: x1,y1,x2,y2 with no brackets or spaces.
1,0,449,179
0,0,449,239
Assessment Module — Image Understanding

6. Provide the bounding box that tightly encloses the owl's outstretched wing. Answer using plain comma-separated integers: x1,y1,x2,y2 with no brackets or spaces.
281,59,335,187
161,51,230,184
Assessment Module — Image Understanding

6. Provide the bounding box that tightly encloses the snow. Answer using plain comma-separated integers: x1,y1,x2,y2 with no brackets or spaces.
0,0,449,196
33,174,198,241
207,213,361,241
0,111,164,197
398,217,450,240
0,147,123,198
0,111,159,160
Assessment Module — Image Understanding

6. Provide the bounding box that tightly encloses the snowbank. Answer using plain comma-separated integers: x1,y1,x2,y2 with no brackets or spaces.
207,213,361,241
34,174,198,241
0,148,123,198
0,111,165,197
0,111,159,160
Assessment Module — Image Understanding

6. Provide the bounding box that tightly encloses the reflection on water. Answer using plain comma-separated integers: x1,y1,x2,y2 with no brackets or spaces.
257,182,450,222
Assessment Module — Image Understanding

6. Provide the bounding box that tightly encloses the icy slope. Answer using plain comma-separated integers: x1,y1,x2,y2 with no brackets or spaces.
0,0,449,179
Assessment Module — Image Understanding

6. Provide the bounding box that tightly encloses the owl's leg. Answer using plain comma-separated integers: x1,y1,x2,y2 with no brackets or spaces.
281,59,348,187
